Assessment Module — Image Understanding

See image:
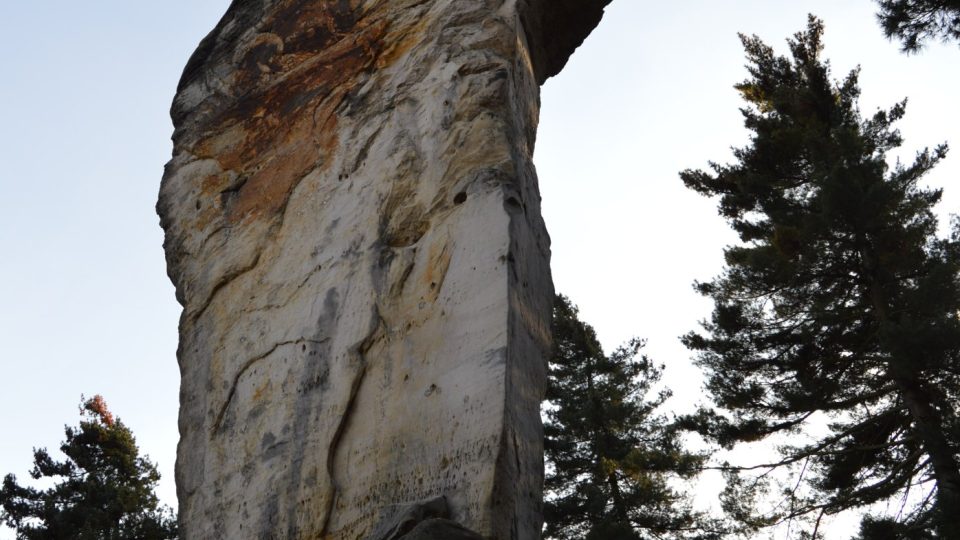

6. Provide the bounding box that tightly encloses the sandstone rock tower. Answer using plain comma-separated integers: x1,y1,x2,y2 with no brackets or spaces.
158,1,610,538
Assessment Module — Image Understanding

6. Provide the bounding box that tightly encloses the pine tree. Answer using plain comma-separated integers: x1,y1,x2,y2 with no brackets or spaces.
0,396,178,540
543,294,715,540
681,16,960,537
876,0,960,52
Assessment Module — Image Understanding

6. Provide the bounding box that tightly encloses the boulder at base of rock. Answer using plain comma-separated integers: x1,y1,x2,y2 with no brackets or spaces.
400,519,485,540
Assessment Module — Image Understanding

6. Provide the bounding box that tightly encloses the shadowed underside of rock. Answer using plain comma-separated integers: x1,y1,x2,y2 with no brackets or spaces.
158,1,611,538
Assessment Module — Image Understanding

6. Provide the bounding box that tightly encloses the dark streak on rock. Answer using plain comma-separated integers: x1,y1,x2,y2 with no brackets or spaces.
351,124,385,174
283,287,340,538
320,307,386,537
211,337,331,435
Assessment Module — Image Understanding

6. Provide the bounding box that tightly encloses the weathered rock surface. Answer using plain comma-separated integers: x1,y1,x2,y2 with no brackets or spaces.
158,1,610,538
399,519,485,540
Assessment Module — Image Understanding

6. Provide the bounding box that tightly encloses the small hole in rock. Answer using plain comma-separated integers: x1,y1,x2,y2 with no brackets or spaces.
453,192,467,205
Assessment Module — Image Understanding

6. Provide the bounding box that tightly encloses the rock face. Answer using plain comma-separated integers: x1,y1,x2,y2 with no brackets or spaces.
158,1,610,538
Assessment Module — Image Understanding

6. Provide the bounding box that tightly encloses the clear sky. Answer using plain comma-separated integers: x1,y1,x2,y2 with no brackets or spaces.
1,1,957,539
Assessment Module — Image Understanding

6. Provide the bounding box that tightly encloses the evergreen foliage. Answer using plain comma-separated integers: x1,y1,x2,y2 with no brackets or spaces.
681,16,960,537
853,514,937,540
0,396,178,540
876,0,960,51
543,294,717,540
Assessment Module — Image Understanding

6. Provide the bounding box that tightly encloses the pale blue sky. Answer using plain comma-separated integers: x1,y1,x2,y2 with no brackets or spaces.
0,0,231,531
1,2,957,538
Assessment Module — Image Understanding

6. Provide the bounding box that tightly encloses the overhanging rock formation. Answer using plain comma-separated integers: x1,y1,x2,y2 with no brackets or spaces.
158,1,611,538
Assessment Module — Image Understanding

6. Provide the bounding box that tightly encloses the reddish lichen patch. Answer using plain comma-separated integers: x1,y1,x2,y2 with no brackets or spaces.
190,2,390,226
271,0,356,57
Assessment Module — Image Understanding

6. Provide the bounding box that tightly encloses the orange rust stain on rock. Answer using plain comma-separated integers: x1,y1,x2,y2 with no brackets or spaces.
252,380,271,403
375,14,430,70
190,2,389,226
189,173,231,231
200,174,224,195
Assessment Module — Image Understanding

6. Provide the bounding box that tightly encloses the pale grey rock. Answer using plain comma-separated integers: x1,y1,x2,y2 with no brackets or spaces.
158,1,610,538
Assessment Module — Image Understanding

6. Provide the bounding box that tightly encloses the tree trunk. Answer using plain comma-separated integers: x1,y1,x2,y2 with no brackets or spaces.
607,472,629,525
861,241,960,534
892,375,960,534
